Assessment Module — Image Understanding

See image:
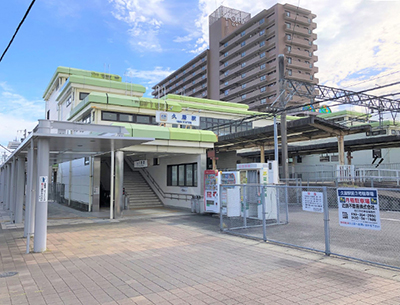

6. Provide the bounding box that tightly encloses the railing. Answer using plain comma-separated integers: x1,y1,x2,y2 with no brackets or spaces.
356,168,400,186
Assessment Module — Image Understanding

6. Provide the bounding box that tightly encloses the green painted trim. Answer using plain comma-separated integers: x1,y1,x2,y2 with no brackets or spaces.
68,93,182,121
43,66,123,98
173,100,260,115
111,123,217,142
319,110,369,119
166,94,249,109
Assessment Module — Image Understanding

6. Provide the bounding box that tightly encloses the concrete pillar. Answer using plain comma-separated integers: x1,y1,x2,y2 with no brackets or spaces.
347,151,352,166
24,142,35,237
29,147,37,235
34,138,50,253
260,145,265,163
115,151,124,217
10,157,16,219
4,165,10,210
92,157,101,212
15,156,25,224
110,150,115,219
0,167,5,207
337,133,345,165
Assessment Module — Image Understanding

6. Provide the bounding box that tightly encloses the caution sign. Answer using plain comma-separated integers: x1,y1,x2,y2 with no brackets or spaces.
302,191,323,213
39,176,48,202
337,188,381,230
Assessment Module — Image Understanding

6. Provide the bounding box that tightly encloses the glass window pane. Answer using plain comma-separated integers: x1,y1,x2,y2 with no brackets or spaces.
178,165,185,186
186,164,193,186
136,115,150,124
102,112,117,121
119,114,133,122
194,164,197,186
172,166,178,186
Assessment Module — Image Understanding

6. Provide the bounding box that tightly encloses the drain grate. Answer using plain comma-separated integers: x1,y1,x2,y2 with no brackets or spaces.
0,271,18,278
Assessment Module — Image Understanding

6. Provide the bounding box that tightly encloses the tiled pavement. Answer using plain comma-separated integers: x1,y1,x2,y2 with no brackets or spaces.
1,204,400,304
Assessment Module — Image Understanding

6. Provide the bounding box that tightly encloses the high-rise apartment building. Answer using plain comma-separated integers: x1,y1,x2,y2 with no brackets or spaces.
152,3,318,112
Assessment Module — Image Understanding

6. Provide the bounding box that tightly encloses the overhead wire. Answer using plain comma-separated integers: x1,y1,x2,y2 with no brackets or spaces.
0,0,36,63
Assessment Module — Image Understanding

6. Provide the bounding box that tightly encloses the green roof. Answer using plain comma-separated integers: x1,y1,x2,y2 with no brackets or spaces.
43,66,136,98
111,123,218,143
319,110,370,119
166,94,249,109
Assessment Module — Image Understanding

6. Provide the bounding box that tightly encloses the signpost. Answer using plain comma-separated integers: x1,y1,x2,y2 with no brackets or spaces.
337,188,381,230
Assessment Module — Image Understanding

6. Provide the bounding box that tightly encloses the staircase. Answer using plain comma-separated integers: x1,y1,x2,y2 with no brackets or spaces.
124,170,163,209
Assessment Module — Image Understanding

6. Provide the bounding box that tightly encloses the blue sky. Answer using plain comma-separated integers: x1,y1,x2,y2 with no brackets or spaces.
1,0,400,156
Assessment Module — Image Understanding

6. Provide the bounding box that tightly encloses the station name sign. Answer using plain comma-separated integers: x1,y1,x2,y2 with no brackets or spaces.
156,111,200,126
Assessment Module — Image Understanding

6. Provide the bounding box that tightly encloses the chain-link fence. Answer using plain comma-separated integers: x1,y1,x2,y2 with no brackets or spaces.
220,184,400,269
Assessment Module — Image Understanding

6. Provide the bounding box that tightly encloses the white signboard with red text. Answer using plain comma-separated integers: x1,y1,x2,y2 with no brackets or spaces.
204,170,219,213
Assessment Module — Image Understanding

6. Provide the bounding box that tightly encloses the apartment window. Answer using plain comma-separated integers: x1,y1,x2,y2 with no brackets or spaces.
224,61,229,67
167,163,197,187
224,52,229,57
286,34,292,40
224,81,229,86
285,11,290,17
260,64,266,70
119,113,134,122
241,62,246,68
259,18,265,25
183,85,186,89
308,29,312,34
242,84,247,89
285,22,291,29
192,80,196,84
224,42,228,47
287,46,291,52
260,87,266,92
202,74,206,79
183,77,186,81
84,157,90,165
192,71,196,76
241,51,246,57
175,90,179,94
309,51,312,57
183,70,186,74
310,75,314,80
241,94,247,100
241,73,246,78
259,30,265,36
224,71,229,77
308,18,311,23
260,75,266,81
79,92,89,100
202,92,207,97
202,83,206,88
202,57,206,62
260,98,266,104
241,41,246,47
202,66,206,70
102,111,118,121
224,89,229,96
260,52,266,58
192,64,195,68
81,113,91,124
193,89,196,93
260,41,265,47
288,57,292,64
241,30,246,37
288,69,292,76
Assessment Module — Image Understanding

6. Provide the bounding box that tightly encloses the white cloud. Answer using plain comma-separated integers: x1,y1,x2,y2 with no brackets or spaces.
109,0,173,52
124,67,174,87
0,82,42,150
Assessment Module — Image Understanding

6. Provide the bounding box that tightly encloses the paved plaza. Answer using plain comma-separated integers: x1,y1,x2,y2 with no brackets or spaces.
1,203,400,305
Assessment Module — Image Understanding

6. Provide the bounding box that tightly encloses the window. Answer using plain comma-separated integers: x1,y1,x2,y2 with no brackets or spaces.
260,41,265,47
119,113,134,122
241,30,246,37
259,18,265,25
192,71,196,76
241,73,246,78
224,61,229,67
241,51,246,57
287,46,291,52
153,158,160,166
224,89,229,96
288,69,292,76
224,42,228,47
286,34,291,40
224,52,229,57
102,112,118,121
310,75,313,80
241,62,246,68
285,22,291,29
309,51,312,57
192,88,196,93
84,157,90,166
308,29,312,34
183,70,186,74
202,66,206,70
202,83,206,88
192,64,195,68
285,11,290,17
167,163,197,187
183,77,186,81
260,98,266,104
260,52,265,58
288,57,292,64
79,92,89,100
259,30,265,36
308,18,311,23
202,92,207,97
202,57,206,62
192,80,196,84
241,94,246,100
241,41,246,47
136,115,150,124
224,81,229,86
242,84,246,89
260,64,266,70
260,75,266,81
82,113,91,124
260,87,266,92
224,70,229,76
202,74,206,79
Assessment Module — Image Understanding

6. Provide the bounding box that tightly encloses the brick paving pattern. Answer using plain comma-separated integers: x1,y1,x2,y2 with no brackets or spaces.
1,205,400,304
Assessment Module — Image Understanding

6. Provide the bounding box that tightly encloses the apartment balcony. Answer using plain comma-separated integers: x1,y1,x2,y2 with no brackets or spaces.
285,47,312,59
285,25,317,40
286,70,319,83
287,60,313,71
222,67,277,89
284,14,316,28
224,85,278,104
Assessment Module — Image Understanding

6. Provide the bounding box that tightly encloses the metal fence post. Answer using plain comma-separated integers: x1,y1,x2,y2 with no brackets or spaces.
219,184,223,232
323,186,331,256
243,185,247,228
285,184,289,224
261,185,267,242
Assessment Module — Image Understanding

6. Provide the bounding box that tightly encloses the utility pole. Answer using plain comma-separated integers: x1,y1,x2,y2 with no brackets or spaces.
278,54,289,181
